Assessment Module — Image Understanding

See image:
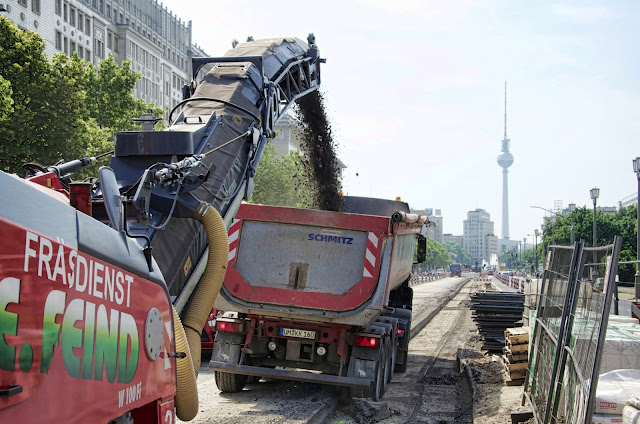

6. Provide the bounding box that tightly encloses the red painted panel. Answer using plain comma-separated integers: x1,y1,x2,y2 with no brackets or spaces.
236,203,391,234
0,218,176,423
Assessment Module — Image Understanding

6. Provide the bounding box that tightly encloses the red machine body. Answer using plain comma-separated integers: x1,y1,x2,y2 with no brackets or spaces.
0,172,177,423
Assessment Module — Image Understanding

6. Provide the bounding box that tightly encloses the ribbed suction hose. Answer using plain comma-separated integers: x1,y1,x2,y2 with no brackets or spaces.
173,201,229,420
171,306,198,421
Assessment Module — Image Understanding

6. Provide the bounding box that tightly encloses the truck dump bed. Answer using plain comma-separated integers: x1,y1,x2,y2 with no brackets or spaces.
213,203,421,325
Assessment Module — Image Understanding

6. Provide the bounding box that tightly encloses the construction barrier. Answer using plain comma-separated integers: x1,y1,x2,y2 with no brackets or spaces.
409,274,447,286
494,273,528,293
473,277,491,282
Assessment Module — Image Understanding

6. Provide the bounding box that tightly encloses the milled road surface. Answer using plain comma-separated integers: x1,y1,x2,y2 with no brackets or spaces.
180,276,469,424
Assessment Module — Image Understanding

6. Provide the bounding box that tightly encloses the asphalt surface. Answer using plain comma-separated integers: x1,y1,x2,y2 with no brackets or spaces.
179,276,469,424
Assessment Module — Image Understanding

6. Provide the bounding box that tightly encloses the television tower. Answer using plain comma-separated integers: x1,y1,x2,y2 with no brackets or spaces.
497,82,514,240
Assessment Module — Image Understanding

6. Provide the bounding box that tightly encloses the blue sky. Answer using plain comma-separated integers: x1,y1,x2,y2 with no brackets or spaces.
161,0,640,241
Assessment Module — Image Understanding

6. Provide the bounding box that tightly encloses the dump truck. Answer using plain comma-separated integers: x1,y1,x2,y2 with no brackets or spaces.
0,35,322,423
209,197,427,401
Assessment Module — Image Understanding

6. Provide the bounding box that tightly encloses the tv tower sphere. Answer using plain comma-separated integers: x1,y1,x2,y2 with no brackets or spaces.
497,139,514,168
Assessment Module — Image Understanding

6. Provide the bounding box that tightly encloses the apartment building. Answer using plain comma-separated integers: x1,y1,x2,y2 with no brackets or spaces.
2,0,207,113
463,208,498,265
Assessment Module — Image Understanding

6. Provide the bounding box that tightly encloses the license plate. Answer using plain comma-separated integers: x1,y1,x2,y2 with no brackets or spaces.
280,327,316,339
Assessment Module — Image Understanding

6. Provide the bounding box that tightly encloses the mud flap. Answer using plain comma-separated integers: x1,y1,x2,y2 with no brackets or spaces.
347,357,378,381
211,331,244,364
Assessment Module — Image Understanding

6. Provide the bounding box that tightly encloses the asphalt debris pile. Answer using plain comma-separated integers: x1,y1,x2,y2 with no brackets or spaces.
470,291,524,351
294,90,343,212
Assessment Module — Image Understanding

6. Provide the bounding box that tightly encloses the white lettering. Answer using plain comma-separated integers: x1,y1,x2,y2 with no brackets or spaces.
38,237,54,279
52,244,67,286
67,250,77,289
93,262,104,299
124,275,133,307
24,231,38,272
115,272,124,305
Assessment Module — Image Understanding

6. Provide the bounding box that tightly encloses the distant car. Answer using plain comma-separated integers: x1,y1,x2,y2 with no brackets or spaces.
449,263,462,277
436,268,444,275
487,270,494,276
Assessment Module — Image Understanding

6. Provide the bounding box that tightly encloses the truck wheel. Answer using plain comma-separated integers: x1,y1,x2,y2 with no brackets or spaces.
215,371,248,392
382,338,392,392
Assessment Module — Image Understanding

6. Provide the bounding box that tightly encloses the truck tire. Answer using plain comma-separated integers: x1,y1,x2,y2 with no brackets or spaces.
215,371,248,393
382,337,392,393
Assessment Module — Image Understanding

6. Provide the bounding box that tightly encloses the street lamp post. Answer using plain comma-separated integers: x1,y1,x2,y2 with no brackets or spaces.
541,223,547,260
523,237,527,273
591,188,599,247
550,214,556,246
534,229,540,275
591,187,600,274
633,158,640,299
569,203,576,245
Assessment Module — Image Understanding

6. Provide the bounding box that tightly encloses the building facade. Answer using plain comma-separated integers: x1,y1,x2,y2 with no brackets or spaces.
412,208,443,244
3,0,206,114
463,209,498,265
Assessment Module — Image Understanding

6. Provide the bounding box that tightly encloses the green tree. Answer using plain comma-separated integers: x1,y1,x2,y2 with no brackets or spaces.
425,238,452,270
0,75,13,119
443,241,473,266
541,205,638,282
250,144,314,208
0,17,163,175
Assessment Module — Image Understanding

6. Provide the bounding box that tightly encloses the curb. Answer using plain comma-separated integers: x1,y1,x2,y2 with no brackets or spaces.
457,353,477,420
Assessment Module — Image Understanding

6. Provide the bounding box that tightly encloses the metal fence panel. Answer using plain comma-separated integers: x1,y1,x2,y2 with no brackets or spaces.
523,237,622,424
558,239,622,424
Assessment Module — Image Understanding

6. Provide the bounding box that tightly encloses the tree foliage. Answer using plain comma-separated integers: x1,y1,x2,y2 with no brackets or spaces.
540,205,638,282
443,241,474,267
0,17,163,176
425,238,452,269
250,144,314,208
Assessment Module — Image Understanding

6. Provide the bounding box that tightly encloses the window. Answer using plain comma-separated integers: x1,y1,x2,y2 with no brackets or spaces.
113,35,119,52
78,13,83,31
86,49,91,61
95,39,104,59
85,17,90,35
78,46,84,58
70,7,75,26
70,41,76,54
63,3,68,21
17,0,27,7
106,5,111,19
55,31,62,50
63,37,68,55
55,0,62,15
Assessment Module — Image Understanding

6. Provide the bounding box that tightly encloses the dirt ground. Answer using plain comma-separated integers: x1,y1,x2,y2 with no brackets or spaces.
326,280,530,424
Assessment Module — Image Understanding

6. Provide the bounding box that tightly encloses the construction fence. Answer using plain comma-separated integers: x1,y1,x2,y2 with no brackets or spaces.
523,237,622,424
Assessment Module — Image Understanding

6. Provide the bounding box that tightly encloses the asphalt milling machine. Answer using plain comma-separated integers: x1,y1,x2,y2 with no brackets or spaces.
0,35,323,423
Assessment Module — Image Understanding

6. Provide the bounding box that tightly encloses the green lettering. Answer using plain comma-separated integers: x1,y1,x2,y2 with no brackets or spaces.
0,277,20,371
82,301,95,379
41,290,66,373
117,312,139,384
61,298,84,378
94,305,119,382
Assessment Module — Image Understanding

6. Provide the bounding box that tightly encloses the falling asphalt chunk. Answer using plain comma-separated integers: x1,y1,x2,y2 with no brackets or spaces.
295,90,344,212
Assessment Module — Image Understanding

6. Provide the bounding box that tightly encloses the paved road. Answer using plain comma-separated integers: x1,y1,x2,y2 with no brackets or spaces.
180,276,468,424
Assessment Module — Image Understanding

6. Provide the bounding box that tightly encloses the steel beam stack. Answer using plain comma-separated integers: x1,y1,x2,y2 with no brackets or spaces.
470,291,525,351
